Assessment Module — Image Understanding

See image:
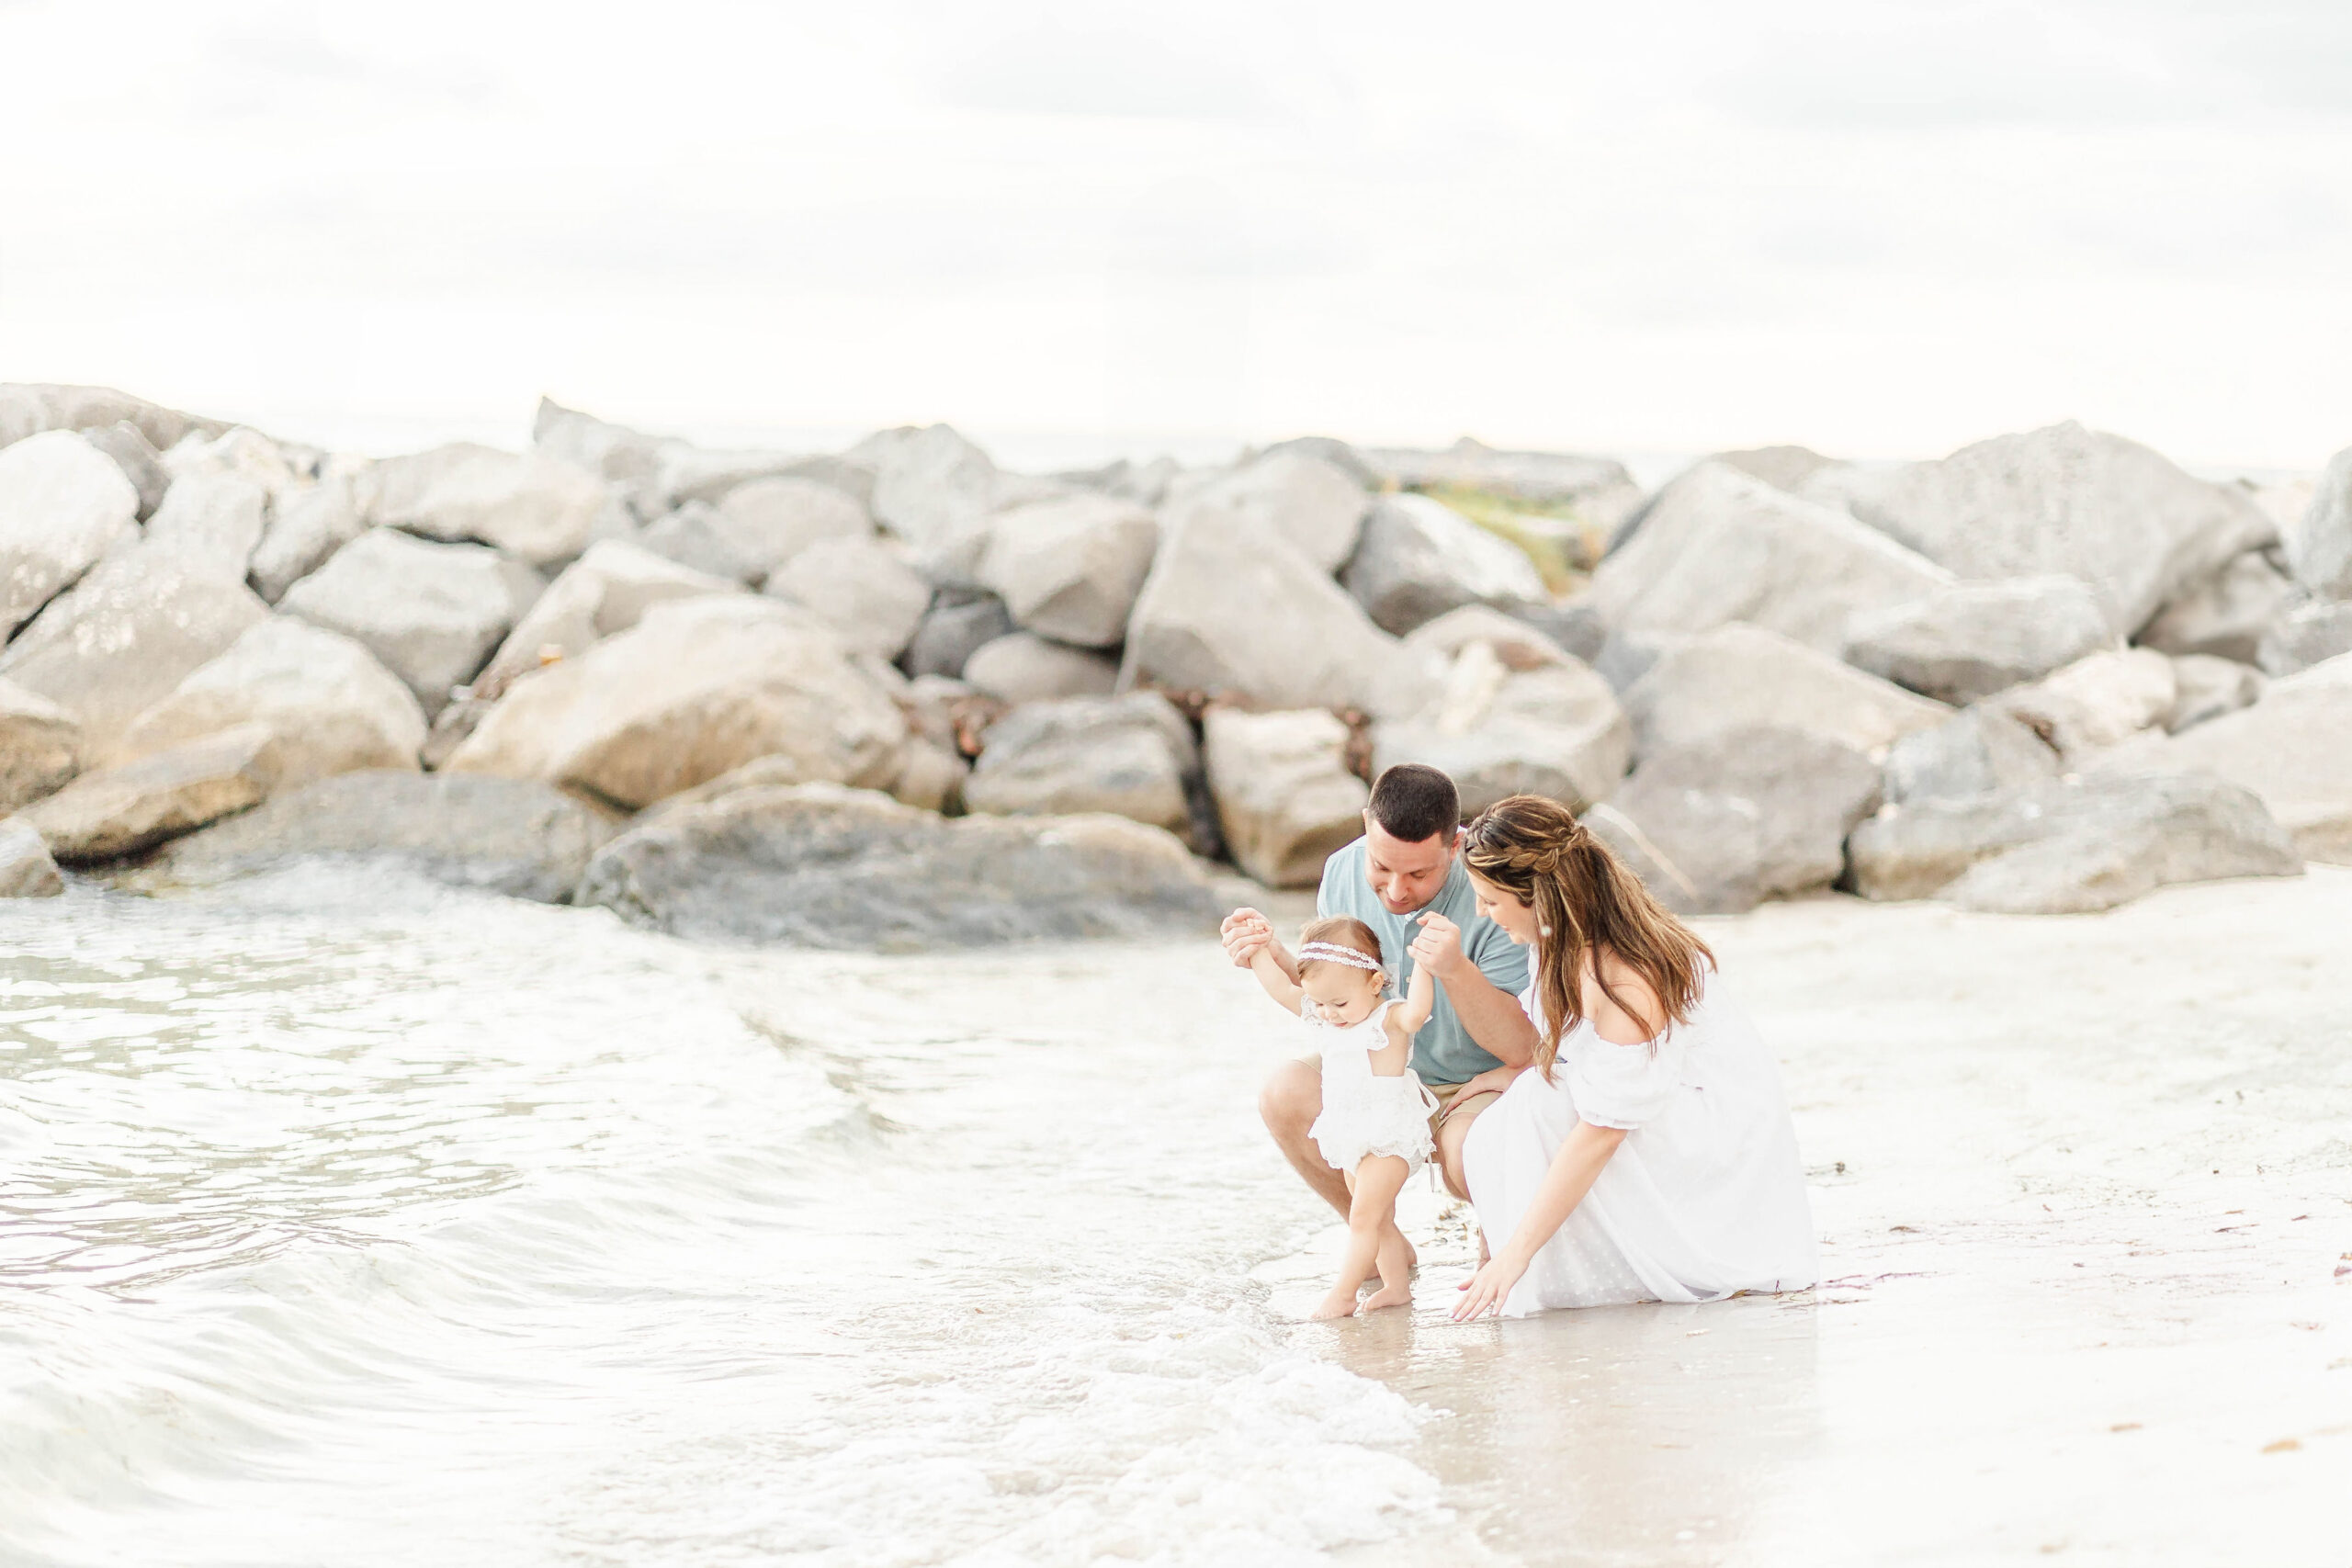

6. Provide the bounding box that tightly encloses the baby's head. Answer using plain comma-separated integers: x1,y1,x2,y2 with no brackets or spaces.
1295,916,1390,1025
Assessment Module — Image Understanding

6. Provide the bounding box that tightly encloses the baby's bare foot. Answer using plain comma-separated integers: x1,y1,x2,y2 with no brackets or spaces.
1357,1282,1412,1314
1310,1288,1361,1320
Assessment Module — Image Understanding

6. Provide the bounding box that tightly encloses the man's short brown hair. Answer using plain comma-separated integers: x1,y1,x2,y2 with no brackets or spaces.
1368,763,1460,844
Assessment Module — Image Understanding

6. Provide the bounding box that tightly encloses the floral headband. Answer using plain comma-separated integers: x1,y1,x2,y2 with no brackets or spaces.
1297,942,1385,974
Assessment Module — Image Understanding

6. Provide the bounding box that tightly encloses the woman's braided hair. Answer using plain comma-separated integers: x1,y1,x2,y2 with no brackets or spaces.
1462,795,1713,1081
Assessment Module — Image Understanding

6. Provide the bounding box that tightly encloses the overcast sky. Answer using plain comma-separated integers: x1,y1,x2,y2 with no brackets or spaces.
3,0,2348,470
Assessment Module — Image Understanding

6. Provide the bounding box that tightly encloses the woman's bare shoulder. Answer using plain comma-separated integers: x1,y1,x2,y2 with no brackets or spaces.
1583,947,1668,1045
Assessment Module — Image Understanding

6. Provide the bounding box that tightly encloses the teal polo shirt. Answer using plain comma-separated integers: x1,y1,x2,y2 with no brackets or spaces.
1316,838,1530,1086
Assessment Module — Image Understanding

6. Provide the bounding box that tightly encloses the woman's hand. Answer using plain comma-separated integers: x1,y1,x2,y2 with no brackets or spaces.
1452,1249,1530,1323
1408,911,1468,983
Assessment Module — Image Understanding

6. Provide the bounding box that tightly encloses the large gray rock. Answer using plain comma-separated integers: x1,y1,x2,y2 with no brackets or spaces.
1882,705,2061,805
1252,436,1378,490
964,692,1205,848
1849,772,2301,914
764,535,932,660
978,493,1159,648
1161,451,1368,575
0,532,270,761
159,427,303,502
1712,445,1837,494
641,500,763,584
716,475,872,577
0,816,62,897
1202,707,1368,888
1804,422,2276,638
2256,601,2352,676
1374,641,1630,818
470,539,740,702
904,592,1015,680
965,631,1119,703
145,769,614,903
24,724,275,863
1988,647,2176,763
116,617,426,788
0,383,220,456
1341,492,1546,636
2137,548,2299,664
1508,597,1608,666
82,422,170,520
248,473,368,603
532,398,672,486
2107,653,2352,863
365,443,607,567
1589,726,1883,915
444,595,906,810
655,446,876,512
850,424,1001,549
279,528,538,718
1121,507,1419,715
0,676,80,815
2286,446,2352,599
1623,625,1951,761
1404,604,1577,671
576,778,1218,950
1841,576,2112,705
0,430,141,637
1593,461,1954,656
2165,655,2263,734
143,471,267,577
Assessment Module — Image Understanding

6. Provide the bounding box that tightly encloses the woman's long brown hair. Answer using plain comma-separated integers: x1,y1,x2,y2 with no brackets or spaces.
1464,795,1713,1079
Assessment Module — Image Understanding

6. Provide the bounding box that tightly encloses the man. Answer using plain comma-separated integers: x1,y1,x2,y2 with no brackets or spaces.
1222,762,1538,1237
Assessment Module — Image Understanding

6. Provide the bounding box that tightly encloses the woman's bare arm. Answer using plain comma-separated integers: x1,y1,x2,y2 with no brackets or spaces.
1452,1120,1628,1319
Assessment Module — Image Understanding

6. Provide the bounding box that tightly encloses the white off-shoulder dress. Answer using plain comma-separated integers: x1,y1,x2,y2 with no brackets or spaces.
1461,965,1816,1316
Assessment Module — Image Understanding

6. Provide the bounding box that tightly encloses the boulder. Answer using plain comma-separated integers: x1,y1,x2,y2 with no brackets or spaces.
24,724,275,863
1623,625,1951,760
642,500,763,584
1508,597,1608,665
1841,576,2112,705
2165,655,2263,734
1712,445,1837,494
1161,451,1367,575
576,778,1218,949
115,617,426,788
716,476,872,576
144,769,614,903
1989,647,2176,762
1366,437,1634,511
0,533,270,760
2256,601,2352,676
1804,422,2276,637
160,427,302,501
470,539,740,702
1202,707,1368,888
0,429,141,637
1340,493,1547,635
1253,435,1379,490
1849,773,2301,914
2137,548,2299,664
1121,507,1419,715
1404,604,1577,671
0,383,220,456
1592,461,1955,656
0,816,62,897
964,692,1206,848
279,528,538,718
532,398,672,486
142,470,267,577
656,447,875,511
1882,705,2060,805
2107,653,2352,863
0,676,80,815
850,424,1000,549
2285,446,2352,599
365,443,607,567
444,595,906,810
82,422,170,519
1589,726,1883,915
1374,641,1630,818
764,535,932,660
904,592,1015,680
248,473,368,603
977,492,1159,648
965,632,1120,703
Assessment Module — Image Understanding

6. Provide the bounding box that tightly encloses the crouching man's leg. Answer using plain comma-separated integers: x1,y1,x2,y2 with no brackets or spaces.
1261,1056,1419,1273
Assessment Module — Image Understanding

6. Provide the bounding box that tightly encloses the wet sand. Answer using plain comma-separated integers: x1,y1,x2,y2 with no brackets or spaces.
1283,866,2352,1564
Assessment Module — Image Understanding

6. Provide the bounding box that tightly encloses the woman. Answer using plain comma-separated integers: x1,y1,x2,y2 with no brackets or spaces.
1444,795,1816,1321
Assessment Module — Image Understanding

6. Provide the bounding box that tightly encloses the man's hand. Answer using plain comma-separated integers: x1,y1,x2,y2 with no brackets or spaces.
1440,1063,1526,1119
1408,911,1470,984
1221,907,1275,968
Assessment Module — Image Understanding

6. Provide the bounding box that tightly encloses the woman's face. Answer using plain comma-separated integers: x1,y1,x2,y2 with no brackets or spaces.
1470,873,1540,945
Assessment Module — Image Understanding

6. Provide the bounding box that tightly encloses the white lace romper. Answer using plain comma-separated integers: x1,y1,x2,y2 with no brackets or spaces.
1304,998,1442,1174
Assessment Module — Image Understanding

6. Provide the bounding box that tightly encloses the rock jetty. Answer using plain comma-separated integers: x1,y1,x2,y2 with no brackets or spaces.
4,380,2347,941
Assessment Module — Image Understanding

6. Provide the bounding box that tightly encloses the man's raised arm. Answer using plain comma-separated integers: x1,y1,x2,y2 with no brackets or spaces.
1407,915,1537,1066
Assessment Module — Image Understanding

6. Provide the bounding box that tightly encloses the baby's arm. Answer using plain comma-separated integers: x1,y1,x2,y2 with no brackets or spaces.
1390,945,1439,1038
1249,943,1306,1016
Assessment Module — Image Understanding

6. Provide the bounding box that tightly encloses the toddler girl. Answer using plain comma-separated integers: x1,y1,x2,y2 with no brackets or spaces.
1246,915,1439,1319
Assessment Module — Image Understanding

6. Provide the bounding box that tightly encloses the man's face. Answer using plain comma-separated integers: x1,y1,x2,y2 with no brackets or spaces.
1362,812,1455,915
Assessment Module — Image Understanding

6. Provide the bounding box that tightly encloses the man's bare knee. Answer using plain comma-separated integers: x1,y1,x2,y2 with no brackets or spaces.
1258,1059,1321,1135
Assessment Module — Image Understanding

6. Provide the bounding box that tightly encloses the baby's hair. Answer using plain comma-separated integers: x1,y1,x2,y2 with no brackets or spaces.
1296,916,1386,980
